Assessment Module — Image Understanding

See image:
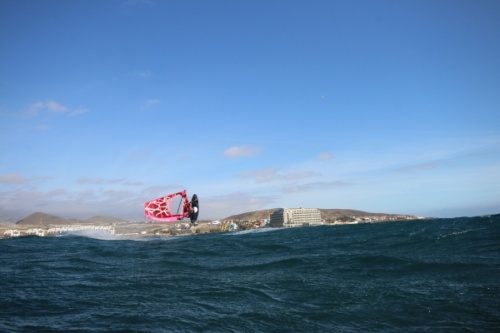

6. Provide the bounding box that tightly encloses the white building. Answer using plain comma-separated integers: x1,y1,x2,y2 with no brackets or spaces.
269,208,322,228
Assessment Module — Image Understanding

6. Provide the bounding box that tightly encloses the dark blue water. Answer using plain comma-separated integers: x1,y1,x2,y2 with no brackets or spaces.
1,215,499,332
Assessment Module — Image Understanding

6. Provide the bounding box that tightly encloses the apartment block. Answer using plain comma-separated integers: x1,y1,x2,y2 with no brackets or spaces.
269,208,322,228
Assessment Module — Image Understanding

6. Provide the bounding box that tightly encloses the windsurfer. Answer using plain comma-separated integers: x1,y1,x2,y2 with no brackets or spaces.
189,194,199,224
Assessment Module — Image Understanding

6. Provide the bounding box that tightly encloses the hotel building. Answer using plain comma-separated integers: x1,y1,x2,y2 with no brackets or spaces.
269,208,322,228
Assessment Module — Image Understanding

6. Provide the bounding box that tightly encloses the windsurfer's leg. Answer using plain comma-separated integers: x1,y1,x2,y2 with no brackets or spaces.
190,206,199,223
190,194,199,223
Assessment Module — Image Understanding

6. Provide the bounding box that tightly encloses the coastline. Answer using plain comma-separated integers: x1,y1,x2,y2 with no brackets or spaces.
1,216,429,240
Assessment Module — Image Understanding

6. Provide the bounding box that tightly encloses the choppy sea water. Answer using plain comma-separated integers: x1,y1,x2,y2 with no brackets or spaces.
1,215,499,332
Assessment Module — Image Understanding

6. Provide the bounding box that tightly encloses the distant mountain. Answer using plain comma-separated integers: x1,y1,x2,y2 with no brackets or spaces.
225,209,277,221
16,213,127,225
14,208,406,226
16,212,79,225
225,208,399,221
318,209,395,220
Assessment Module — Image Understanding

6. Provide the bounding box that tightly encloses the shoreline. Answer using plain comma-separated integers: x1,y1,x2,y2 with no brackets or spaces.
1,216,430,240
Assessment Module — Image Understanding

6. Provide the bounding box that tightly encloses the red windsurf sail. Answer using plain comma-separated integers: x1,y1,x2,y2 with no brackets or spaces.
144,190,198,222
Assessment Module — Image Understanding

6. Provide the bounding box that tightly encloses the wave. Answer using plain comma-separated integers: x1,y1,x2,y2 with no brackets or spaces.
1,215,499,332
65,229,120,241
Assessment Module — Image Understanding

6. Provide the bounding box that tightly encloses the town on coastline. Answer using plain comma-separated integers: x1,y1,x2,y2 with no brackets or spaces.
1,207,425,239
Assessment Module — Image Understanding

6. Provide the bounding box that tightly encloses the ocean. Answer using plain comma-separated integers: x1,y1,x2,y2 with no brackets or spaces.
1,215,499,332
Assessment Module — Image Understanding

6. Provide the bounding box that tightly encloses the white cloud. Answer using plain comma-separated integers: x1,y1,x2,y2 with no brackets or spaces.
142,99,160,111
69,108,89,116
145,99,160,106
392,162,438,173
238,168,319,183
46,101,67,113
0,173,30,185
283,171,320,180
34,124,50,131
281,180,351,193
24,101,87,117
318,152,334,160
47,188,69,196
129,149,151,161
0,185,148,220
224,146,261,158
78,177,144,187
239,168,279,182
128,70,152,78
78,178,105,185
25,102,44,116
26,101,66,116
201,192,276,219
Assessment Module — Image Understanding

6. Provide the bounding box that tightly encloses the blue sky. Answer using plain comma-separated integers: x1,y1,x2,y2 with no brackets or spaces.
1,0,499,220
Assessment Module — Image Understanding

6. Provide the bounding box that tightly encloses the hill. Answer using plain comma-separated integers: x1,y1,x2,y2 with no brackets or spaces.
225,208,399,221
225,209,277,221
319,209,396,220
13,208,408,226
16,212,79,225
16,213,126,225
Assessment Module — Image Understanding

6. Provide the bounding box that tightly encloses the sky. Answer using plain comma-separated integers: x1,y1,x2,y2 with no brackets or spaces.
1,0,499,221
